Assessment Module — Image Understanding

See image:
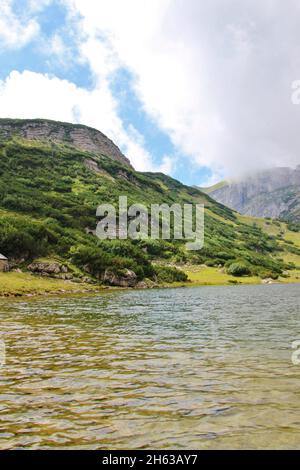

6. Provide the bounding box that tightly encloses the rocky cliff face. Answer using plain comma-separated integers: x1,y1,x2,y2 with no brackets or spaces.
209,166,300,221
0,118,132,168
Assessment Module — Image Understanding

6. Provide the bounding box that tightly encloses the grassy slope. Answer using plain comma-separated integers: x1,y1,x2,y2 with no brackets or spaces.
199,181,228,194
183,214,300,286
184,266,261,285
0,134,299,295
0,272,102,296
236,214,300,282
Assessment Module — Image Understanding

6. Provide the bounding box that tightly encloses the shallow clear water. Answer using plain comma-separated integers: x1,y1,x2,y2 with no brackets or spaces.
0,284,300,449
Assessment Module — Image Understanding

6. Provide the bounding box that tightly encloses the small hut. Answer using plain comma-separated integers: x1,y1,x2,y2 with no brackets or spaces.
0,254,9,272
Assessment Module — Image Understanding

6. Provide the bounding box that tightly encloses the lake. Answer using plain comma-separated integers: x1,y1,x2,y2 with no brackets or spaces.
0,284,299,449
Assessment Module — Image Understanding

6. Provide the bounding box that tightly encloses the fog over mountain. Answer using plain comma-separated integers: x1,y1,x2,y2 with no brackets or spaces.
205,166,300,222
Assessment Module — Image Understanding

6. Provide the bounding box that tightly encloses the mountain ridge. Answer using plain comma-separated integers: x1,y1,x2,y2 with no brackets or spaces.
0,118,132,168
206,166,300,222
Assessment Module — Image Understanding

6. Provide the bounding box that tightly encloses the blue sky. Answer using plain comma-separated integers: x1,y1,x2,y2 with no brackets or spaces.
0,0,214,185
0,0,299,183
0,1,93,88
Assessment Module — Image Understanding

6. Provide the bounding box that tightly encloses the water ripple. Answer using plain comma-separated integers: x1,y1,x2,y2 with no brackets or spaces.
0,284,299,449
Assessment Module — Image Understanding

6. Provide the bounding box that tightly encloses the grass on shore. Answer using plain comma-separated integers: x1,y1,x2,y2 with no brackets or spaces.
0,272,100,297
184,266,261,286
1,265,299,298
184,266,300,286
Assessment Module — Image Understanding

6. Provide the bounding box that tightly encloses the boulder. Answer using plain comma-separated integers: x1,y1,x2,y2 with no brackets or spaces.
135,281,148,289
102,269,138,287
261,278,274,284
28,262,68,275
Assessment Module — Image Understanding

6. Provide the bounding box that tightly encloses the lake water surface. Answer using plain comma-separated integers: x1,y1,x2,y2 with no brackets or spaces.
0,284,300,449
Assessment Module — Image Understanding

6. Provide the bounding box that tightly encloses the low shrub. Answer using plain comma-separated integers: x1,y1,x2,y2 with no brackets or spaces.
227,262,251,277
154,265,188,283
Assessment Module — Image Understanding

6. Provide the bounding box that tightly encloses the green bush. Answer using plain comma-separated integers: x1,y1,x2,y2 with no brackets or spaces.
154,265,188,283
287,223,300,232
260,271,279,280
227,262,251,277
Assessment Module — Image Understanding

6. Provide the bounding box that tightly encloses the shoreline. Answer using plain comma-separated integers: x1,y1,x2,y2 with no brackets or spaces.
0,269,299,300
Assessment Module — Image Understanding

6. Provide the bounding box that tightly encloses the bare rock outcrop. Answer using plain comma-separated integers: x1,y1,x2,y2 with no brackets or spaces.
0,118,132,168
28,261,68,276
101,269,138,287
208,166,300,221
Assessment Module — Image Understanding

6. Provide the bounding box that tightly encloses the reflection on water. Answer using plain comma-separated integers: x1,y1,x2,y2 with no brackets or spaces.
0,284,300,449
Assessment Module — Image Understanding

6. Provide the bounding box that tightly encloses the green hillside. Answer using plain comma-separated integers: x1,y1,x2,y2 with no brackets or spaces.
0,129,300,293
199,181,228,194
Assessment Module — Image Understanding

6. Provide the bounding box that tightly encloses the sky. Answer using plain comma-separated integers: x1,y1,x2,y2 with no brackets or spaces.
0,0,300,186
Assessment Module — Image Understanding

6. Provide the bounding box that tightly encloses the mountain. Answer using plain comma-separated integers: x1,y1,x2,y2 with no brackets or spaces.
205,167,300,222
0,118,132,168
0,118,299,290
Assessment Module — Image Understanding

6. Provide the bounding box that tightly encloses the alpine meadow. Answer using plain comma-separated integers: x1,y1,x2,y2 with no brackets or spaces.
0,119,299,296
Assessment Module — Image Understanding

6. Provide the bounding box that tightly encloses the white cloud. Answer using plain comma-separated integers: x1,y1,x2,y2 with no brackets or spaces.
0,0,169,172
49,33,67,57
0,70,164,171
0,0,40,49
62,0,300,178
156,156,174,175
28,0,53,12
40,33,74,68
3,0,300,180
